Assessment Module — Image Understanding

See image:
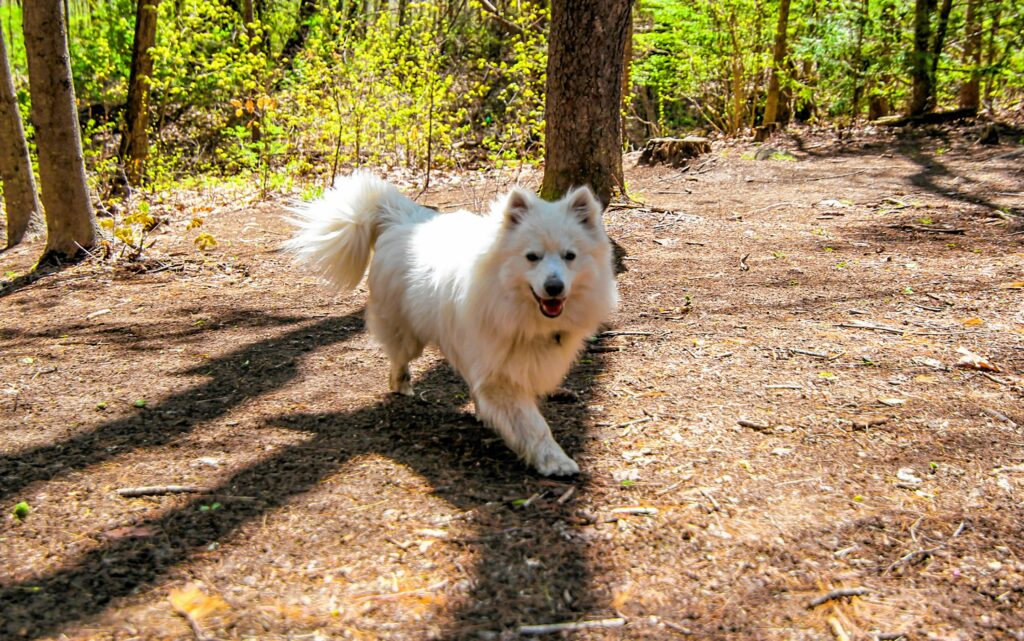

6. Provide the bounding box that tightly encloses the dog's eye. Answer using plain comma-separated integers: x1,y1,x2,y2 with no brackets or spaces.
525,252,541,262
564,251,576,261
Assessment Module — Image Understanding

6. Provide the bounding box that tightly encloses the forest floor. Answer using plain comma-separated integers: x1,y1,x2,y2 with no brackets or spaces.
1,123,1023,641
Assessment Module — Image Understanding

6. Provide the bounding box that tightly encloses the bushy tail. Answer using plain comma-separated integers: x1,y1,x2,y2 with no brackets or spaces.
285,171,428,290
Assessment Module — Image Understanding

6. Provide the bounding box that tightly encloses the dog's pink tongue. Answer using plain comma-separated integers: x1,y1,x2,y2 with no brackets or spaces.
542,299,564,317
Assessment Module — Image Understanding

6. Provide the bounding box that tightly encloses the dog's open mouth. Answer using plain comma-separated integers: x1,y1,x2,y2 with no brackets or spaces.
532,289,565,318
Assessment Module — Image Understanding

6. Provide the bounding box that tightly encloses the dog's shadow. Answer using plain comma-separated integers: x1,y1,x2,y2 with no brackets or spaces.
0,311,612,639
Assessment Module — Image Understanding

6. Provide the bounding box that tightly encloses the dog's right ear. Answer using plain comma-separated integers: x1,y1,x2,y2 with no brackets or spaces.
503,188,532,228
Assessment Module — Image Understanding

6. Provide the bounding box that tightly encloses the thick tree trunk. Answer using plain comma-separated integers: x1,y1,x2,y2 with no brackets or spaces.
763,0,791,126
118,0,161,186
0,26,42,248
22,0,97,261
541,0,634,208
959,0,982,110
908,0,937,116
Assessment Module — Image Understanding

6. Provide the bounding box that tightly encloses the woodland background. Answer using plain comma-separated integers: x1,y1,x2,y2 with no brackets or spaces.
0,0,1020,201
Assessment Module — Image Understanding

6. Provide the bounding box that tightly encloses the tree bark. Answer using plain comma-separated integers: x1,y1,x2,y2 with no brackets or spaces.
763,0,791,126
23,0,97,261
850,0,869,121
908,0,937,116
0,26,42,248
118,0,161,186
983,3,1000,106
958,0,982,110
927,0,953,97
541,0,634,208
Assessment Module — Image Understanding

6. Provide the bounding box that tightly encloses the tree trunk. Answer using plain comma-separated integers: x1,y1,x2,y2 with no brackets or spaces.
927,0,953,101
118,0,161,187
0,26,42,248
763,0,791,126
983,3,1000,106
908,0,937,116
541,0,634,208
281,0,318,62
850,0,869,121
23,0,97,262
958,0,982,110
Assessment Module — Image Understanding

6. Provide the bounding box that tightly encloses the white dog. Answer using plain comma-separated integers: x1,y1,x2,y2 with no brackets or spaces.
286,172,617,475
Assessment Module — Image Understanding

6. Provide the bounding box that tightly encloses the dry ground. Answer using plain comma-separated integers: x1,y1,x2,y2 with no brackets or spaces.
1,125,1023,641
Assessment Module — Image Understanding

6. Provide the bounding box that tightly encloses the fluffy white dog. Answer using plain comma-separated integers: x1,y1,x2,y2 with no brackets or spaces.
286,172,617,475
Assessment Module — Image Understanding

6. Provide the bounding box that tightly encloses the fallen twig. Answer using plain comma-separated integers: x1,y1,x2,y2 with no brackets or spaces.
790,348,828,359
837,321,904,334
807,587,871,608
611,506,659,516
116,485,202,497
518,618,626,635
884,521,966,575
739,253,751,271
738,418,771,431
892,224,965,235
766,384,802,390
614,416,653,429
556,486,576,504
596,330,655,338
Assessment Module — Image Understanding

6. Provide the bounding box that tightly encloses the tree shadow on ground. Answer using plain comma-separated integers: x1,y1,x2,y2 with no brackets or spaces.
0,308,609,639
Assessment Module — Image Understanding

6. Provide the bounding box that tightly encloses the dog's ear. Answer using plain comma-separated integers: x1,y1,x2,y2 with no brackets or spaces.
566,186,601,228
503,188,532,228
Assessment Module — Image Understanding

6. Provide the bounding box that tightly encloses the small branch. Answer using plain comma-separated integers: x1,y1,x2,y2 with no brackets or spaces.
614,416,653,429
884,521,966,575
807,587,871,608
116,485,202,497
790,348,828,359
891,224,965,235
478,0,525,36
738,418,771,431
837,321,904,334
518,618,626,635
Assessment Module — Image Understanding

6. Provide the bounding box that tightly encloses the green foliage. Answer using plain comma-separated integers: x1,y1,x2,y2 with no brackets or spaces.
2,0,1021,194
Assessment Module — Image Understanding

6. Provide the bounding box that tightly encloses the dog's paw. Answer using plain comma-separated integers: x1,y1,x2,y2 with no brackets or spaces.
531,441,580,477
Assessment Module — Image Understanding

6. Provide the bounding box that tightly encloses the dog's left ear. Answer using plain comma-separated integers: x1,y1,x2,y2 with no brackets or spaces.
566,186,602,229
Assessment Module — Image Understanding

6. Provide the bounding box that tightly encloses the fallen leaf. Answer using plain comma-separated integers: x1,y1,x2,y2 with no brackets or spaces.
168,584,229,621
998,282,1024,289
955,347,1003,373
960,317,985,327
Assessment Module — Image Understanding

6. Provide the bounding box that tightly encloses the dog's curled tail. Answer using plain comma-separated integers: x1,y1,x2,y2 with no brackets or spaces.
285,171,427,290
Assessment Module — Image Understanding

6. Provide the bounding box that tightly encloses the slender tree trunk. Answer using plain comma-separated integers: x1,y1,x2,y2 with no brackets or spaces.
983,3,1000,106
728,9,744,135
281,0,318,62
909,0,937,116
850,0,869,121
763,0,791,126
541,0,634,208
959,0,982,110
397,0,408,26
927,0,953,109
118,0,161,186
23,0,97,261
0,26,42,248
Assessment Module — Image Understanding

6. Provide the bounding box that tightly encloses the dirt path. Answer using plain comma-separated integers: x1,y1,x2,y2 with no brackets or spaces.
1,127,1022,640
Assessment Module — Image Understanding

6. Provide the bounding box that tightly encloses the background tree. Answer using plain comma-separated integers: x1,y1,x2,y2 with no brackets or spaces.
959,0,983,110
118,0,161,187
22,0,96,261
0,25,41,249
908,0,937,115
763,0,792,126
541,0,635,207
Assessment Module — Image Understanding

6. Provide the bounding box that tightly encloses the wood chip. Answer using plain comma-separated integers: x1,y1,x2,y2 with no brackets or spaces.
738,418,771,431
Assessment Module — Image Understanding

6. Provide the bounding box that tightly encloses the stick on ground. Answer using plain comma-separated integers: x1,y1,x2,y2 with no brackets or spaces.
518,618,626,635
116,485,202,497
807,587,871,608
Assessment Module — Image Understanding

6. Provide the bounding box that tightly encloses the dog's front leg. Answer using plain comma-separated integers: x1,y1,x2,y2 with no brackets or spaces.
474,388,579,476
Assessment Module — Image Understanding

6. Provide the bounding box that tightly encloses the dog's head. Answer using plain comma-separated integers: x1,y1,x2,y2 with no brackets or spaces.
493,186,615,324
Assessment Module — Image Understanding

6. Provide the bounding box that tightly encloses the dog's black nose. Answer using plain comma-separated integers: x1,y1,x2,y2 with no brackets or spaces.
544,278,564,297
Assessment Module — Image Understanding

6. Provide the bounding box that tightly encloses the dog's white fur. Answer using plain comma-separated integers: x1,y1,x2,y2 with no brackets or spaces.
286,172,617,475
